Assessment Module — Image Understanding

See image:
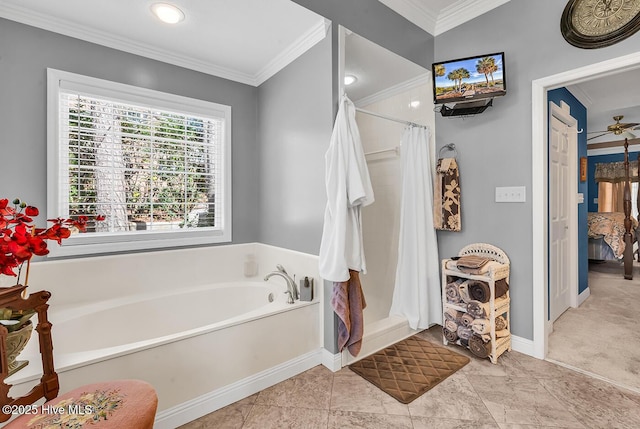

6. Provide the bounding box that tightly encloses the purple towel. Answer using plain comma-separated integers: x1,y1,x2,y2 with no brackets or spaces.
331,270,367,356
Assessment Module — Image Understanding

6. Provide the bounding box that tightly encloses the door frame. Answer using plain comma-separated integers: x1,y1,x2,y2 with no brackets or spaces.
531,52,640,359
548,101,579,330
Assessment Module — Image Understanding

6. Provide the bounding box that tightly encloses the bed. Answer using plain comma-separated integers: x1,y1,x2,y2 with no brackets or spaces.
589,139,639,279
587,212,636,261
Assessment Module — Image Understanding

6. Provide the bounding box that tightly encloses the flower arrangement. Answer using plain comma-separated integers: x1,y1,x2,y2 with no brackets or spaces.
1,197,104,284
0,198,103,332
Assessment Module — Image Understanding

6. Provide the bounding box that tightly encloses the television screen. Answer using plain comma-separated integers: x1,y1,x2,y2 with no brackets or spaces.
432,52,506,105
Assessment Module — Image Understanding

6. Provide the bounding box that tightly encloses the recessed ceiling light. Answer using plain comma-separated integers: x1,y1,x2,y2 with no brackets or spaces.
344,75,358,86
151,3,185,24
410,100,421,109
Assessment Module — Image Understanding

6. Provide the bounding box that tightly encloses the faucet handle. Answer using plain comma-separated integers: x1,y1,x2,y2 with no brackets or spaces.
284,290,294,304
276,264,288,274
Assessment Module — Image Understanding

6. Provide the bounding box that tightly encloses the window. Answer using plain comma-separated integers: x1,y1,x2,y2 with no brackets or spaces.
598,181,639,220
47,69,231,256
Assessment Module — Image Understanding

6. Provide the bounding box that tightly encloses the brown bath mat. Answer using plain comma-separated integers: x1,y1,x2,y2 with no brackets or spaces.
349,336,470,404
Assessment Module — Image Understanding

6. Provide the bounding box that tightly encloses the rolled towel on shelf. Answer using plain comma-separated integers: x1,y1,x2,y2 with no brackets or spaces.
444,319,459,333
458,280,472,303
445,281,462,303
460,313,475,327
457,325,473,341
495,315,508,331
496,329,510,339
495,278,509,299
444,308,462,322
468,281,491,303
469,334,491,359
466,300,490,319
470,318,491,335
443,327,459,343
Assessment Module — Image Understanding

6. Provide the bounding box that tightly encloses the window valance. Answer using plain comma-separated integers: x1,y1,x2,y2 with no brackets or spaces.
594,160,639,183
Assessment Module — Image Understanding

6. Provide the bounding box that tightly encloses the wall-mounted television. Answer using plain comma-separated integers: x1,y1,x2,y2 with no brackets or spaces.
432,52,506,105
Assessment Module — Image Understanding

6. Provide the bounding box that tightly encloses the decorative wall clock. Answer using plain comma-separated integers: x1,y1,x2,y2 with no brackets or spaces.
561,0,640,48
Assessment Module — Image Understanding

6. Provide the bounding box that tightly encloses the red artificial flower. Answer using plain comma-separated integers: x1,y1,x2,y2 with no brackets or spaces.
0,198,103,280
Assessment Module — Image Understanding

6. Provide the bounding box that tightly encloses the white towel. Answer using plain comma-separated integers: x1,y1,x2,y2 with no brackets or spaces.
319,95,374,282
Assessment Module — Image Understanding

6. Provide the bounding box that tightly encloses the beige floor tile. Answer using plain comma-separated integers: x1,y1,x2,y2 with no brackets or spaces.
330,367,410,416
178,394,257,429
242,405,329,429
407,372,494,423
328,410,413,428
412,416,500,428
466,375,584,428
539,371,640,429
255,365,333,410
497,425,576,429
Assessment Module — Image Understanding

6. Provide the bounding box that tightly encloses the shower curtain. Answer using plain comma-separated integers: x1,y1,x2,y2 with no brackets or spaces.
389,126,442,330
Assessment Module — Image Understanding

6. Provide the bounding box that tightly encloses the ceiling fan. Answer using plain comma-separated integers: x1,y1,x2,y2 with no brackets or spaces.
587,115,639,141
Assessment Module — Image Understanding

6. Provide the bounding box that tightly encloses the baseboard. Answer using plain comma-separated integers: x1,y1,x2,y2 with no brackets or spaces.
510,334,535,357
577,287,591,306
321,348,342,372
154,349,322,429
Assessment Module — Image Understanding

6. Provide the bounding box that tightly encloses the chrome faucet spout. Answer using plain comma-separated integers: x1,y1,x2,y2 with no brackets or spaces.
264,268,299,303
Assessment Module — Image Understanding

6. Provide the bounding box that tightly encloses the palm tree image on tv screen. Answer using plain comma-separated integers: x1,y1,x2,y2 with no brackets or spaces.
432,53,506,105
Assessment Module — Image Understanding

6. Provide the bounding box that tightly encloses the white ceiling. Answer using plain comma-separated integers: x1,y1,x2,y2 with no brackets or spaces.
0,0,507,87
378,0,511,35
1,0,634,138
567,69,640,146
0,0,329,86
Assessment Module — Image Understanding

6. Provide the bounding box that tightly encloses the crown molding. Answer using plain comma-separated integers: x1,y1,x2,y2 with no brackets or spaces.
0,3,327,87
255,19,330,86
378,0,437,35
565,84,593,108
435,0,511,35
354,73,431,108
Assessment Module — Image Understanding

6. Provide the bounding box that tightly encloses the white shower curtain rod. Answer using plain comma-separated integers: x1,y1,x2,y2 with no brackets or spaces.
355,107,428,129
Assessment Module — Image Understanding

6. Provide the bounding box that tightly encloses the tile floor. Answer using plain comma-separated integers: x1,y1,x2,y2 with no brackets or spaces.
179,327,640,428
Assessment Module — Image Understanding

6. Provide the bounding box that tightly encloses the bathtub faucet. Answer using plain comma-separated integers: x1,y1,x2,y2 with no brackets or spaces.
264,265,299,304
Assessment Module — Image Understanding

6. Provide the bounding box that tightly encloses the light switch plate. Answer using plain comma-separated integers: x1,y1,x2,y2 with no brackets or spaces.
495,186,526,203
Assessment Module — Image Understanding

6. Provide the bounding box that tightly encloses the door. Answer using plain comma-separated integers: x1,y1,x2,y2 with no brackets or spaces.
549,105,577,322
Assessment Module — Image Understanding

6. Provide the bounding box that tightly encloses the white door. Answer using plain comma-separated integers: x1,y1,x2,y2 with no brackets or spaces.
549,110,576,322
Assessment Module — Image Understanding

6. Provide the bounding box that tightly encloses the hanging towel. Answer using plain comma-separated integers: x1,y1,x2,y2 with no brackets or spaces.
434,157,461,231
331,270,367,356
389,126,442,329
319,95,374,282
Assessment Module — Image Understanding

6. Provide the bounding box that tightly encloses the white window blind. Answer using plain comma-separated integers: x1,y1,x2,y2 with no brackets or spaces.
48,69,231,256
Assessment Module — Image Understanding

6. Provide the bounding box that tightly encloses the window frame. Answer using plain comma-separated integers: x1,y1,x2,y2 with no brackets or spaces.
46,68,232,257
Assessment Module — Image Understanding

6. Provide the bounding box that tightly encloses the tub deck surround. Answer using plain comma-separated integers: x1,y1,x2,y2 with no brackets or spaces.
5,243,322,428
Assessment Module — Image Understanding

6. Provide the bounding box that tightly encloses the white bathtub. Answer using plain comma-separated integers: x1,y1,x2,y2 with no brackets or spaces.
6,243,322,429
49,282,291,355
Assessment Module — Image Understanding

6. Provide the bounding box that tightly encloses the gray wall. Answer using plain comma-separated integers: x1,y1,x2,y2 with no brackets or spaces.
433,0,640,340
257,35,332,255
0,18,260,244
258,35,333,349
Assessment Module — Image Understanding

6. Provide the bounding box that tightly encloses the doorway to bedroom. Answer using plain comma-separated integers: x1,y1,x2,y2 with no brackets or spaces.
532,52,640,393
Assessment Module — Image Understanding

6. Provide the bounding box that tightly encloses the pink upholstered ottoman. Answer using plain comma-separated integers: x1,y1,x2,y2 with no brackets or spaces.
5,379,157,429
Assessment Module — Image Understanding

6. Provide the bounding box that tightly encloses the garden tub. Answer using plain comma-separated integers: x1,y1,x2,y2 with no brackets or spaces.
6,243,322,428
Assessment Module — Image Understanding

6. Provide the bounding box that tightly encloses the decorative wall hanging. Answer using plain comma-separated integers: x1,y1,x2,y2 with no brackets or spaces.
561,0,640,49
434,144,461,232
